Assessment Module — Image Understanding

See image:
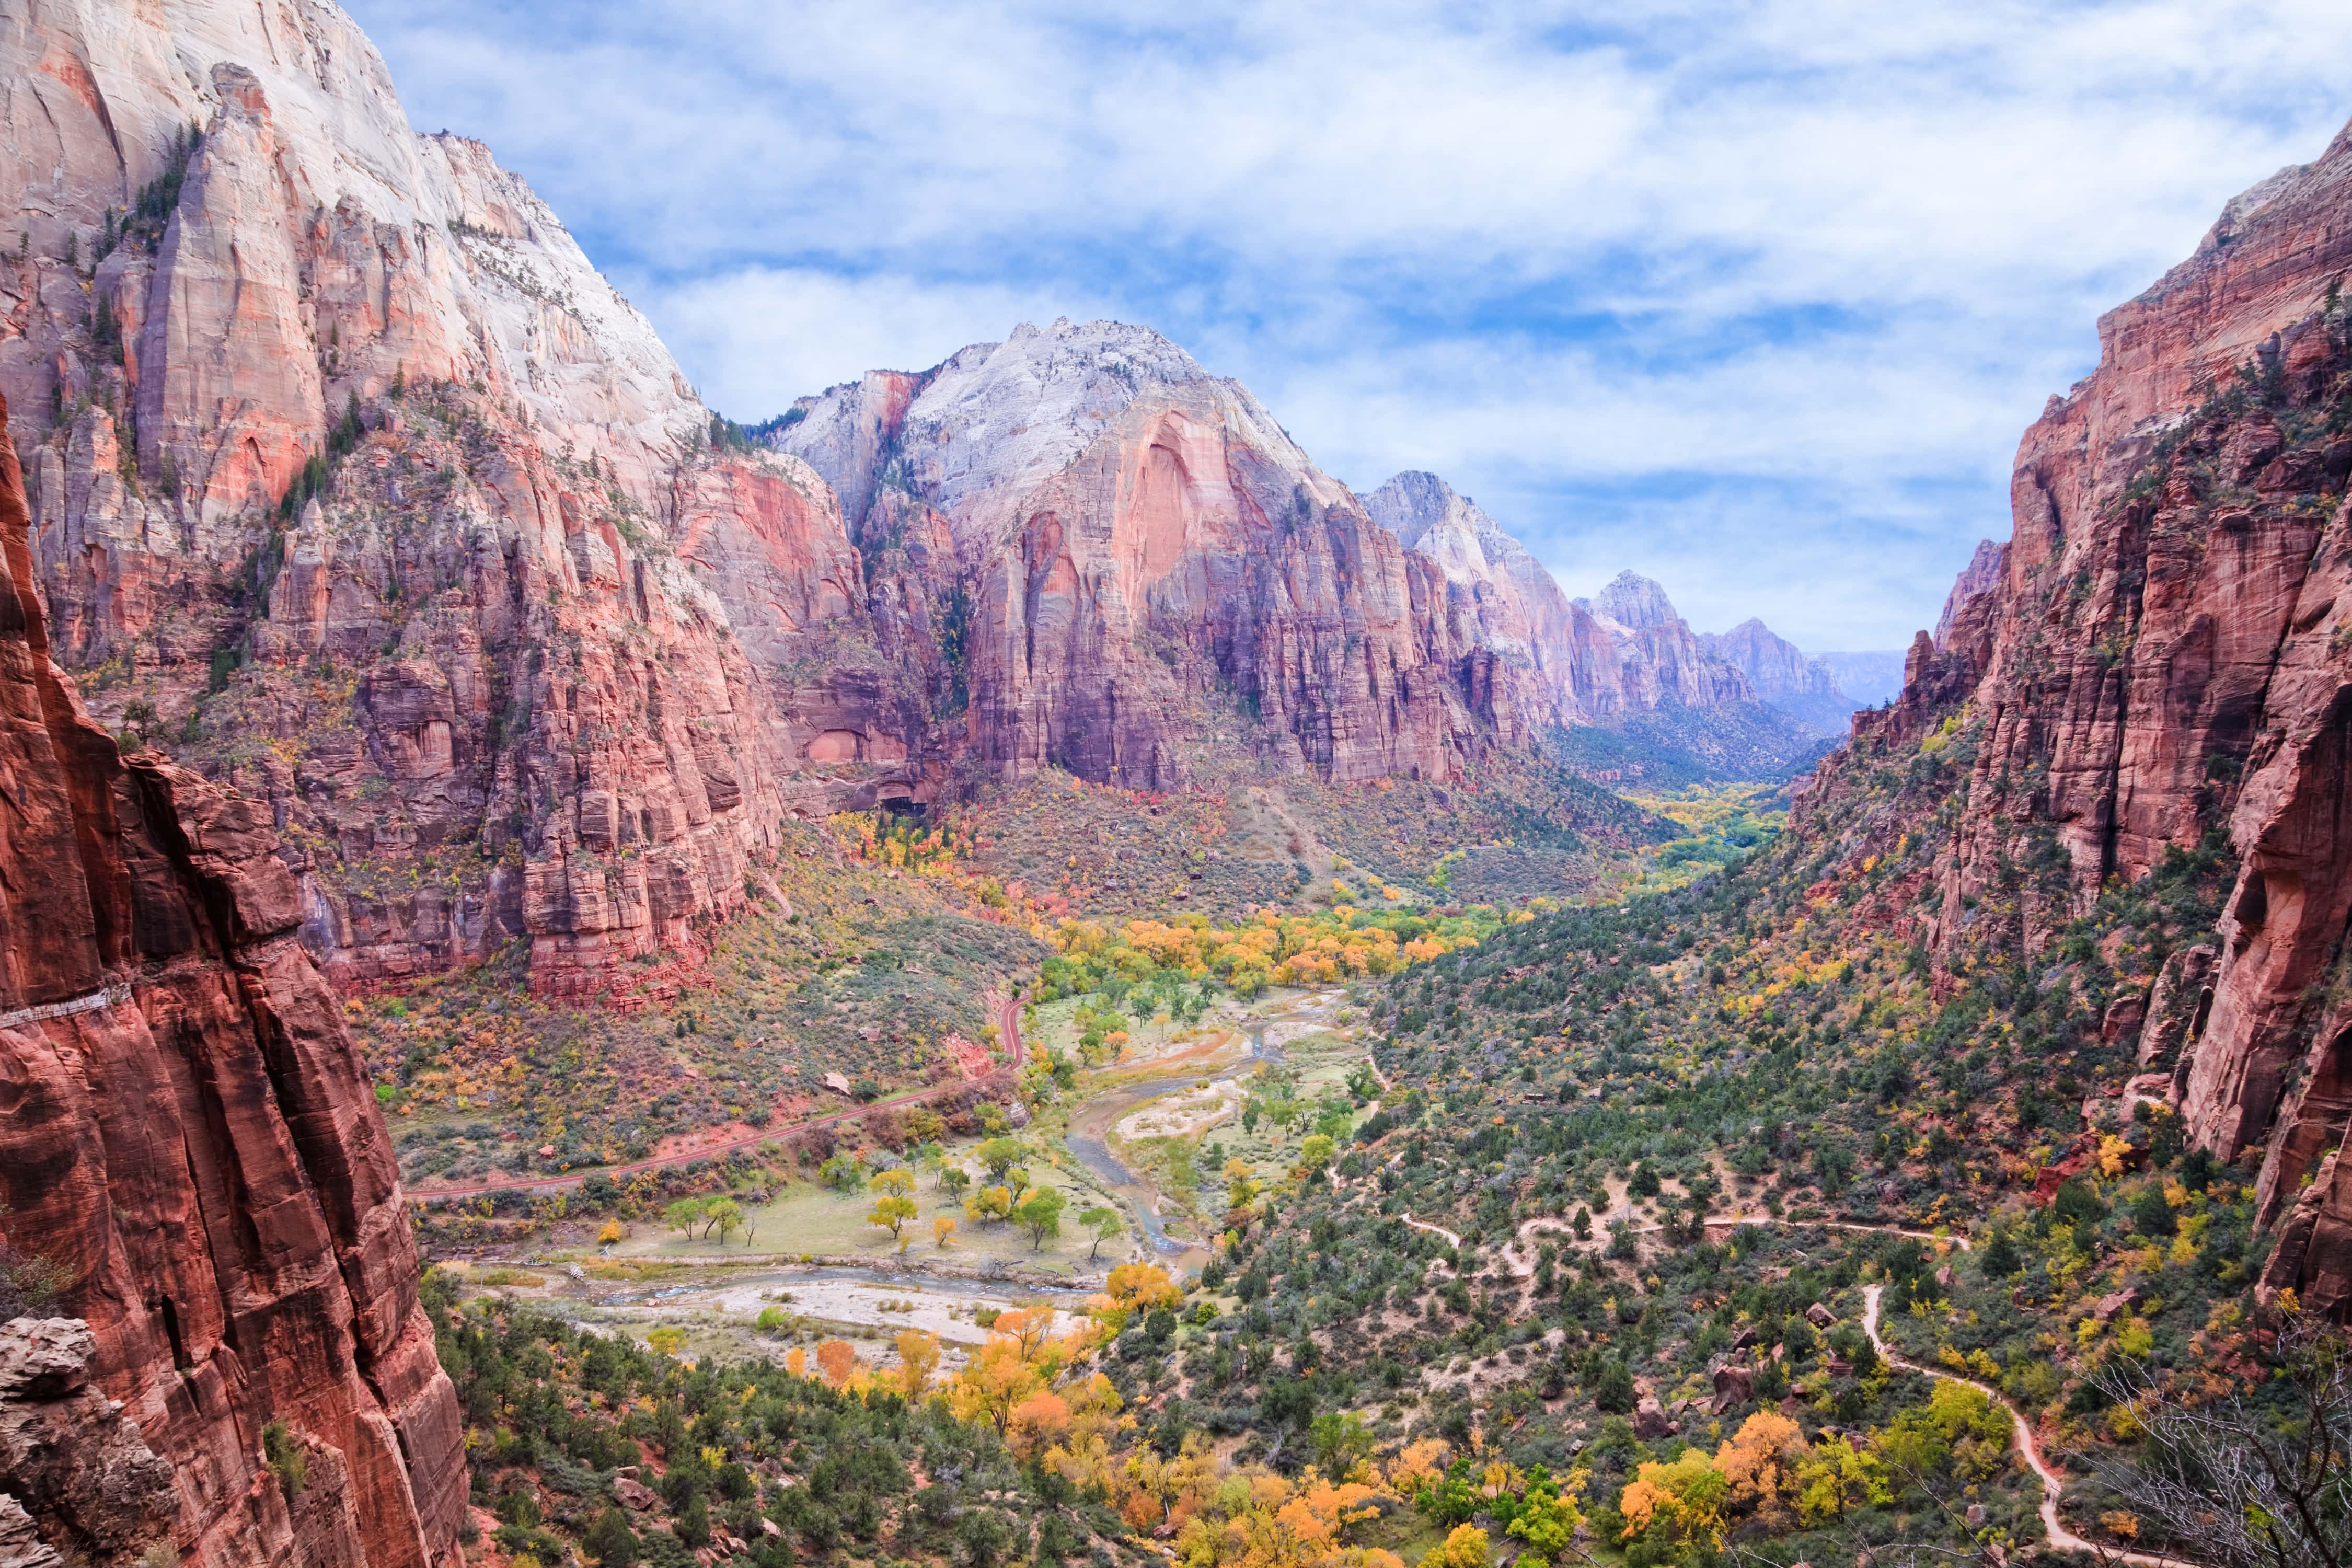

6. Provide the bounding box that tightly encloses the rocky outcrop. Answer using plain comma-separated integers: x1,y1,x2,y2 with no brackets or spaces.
0,0,908,995
1826,114,2352,1315
1580,572,1756,711
1933,540,2005,649
0,388,465,1563
1362,471,1631,733
1699,618,1851,733
779,320,1493,787
0,1320,176,1566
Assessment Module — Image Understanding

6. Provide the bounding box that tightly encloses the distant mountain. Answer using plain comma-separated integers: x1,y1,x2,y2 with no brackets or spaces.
1813,651,1909,707
1698,618,1853,733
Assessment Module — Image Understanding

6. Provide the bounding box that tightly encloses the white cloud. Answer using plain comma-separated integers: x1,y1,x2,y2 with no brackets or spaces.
342,0,2352,647
639,268,1107,418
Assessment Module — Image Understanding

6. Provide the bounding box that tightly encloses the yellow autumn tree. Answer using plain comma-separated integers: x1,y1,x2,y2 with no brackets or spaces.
1618,1451,1730,1555
950,1334,1046,1437
894,1329,941,1399
1089,1262,1183,1335
1714,1410,1805,1523
1427,1525,1490,1568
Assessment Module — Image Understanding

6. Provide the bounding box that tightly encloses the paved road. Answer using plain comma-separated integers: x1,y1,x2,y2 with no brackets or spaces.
413,992,1025,1201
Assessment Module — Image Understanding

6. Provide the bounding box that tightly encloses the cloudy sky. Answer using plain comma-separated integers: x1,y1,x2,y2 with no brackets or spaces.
345,1,2352,650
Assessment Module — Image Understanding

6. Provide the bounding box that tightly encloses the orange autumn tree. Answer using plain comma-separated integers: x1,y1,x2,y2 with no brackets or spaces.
949,1306,1102,1441
1165,1460,1406,1568
815,1339,859,1390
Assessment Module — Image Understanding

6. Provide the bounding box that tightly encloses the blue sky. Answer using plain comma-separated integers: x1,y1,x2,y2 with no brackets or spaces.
345,0,2352,650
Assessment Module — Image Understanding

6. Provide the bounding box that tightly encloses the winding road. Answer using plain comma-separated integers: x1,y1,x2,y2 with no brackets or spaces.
414,991,1027,1201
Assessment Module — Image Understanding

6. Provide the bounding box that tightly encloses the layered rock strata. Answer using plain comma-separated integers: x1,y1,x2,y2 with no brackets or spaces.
1828,117,2352,1313
0,392,466,1564
0,0,901,994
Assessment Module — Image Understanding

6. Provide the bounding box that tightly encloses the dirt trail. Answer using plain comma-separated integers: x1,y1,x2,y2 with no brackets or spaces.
1475,1208,2188,1564
1400,1213,1462,1248
1497,1209,1971,1279
1860,1284,2193,1568
418,992,1027,1201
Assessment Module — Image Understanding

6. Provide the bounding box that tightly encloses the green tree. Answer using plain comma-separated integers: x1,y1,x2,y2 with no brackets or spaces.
1079,1205,1123,1260
585,1506,641,1567
1505,1474,1584,1568
977,1138,1025,1183
1017,1187,1066,1250
1309,1411,1374,1480
664,1198,706,1239
701,1198,744,1244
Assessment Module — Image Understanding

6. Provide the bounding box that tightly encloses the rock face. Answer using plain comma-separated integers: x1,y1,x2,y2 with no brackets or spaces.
778,320,1494,787
0,0,905,996
1580,572,1756,711
1933,539,2005,648
0,391,466,1563
1828,115,2352,1315
1698,618,1852,734
1361,472,1633,731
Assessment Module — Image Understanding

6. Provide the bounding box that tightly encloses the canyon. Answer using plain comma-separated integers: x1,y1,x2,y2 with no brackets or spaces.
0,384,466,1565
1804,116,2352,1313
1,0,1852,1004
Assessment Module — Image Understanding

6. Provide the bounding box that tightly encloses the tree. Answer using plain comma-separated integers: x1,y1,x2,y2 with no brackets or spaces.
646,1327,686,1357
1429,1524,1490,1568
586,1505,641,1567
1505,1473,1585,1568
818,1152,867,1192
870,1192,919,1249
1090,1263,1182,1335
951,1336,1045,1437
1309,1411,1375,1481
1300,1134,1335,1172
1714,1410,1804,1523
597,1219,626,1246
965,1185,1016,1226
664,1198,706,1239
977,1137,1025,1183
934,1215,958,1249
1617,1451,1729,1558
872,1168,916,1200
2090,1308,2352,1568
701,1198,743,1243
815,1339,858,1389
1079,1205,1123,1260
894,1329,941,1398
1019,1187,1067,1250
940,1166,973,1203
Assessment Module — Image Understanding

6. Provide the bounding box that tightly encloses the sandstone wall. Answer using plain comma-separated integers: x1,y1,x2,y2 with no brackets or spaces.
0,391,465,1566
1828,117,2352,1314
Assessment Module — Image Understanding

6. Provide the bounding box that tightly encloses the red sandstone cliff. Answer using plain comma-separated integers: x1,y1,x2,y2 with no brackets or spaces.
1821,116,2352,1313
0,1,1817,1001
0,389,466,1565
0,0,907,996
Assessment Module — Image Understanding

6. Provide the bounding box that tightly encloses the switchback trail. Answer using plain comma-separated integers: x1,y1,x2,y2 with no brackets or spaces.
1480,1209,2188,1564
1497,1209,1970,1279
416,993,1026,1201
1861,1284,2192,1568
